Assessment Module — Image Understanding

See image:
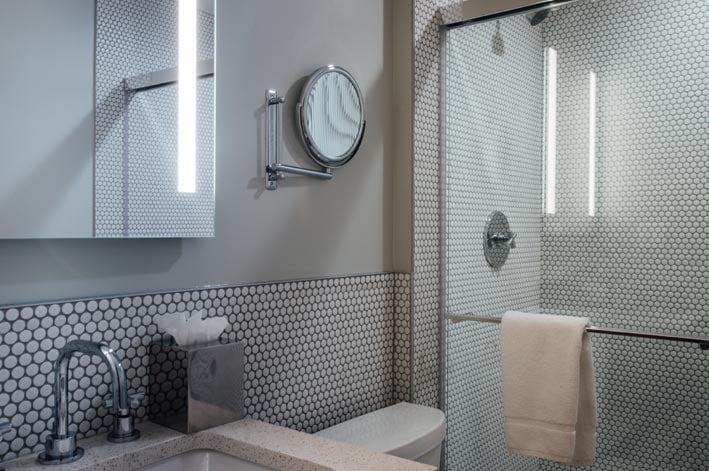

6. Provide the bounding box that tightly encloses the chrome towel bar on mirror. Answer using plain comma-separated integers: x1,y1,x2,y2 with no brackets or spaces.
446,314,709,350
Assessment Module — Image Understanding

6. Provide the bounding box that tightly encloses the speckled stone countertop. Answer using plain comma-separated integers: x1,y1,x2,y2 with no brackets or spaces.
2,419,436,471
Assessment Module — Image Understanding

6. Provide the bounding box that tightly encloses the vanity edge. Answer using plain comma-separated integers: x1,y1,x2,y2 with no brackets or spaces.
2,419,436,471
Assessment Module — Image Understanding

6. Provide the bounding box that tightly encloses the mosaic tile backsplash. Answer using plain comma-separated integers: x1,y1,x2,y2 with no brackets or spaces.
0,273,411,462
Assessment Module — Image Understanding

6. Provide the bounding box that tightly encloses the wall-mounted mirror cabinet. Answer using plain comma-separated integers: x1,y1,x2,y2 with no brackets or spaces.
0,0,215,239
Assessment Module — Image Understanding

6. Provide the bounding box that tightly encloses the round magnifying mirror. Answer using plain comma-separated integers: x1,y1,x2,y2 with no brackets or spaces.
297,65,366,168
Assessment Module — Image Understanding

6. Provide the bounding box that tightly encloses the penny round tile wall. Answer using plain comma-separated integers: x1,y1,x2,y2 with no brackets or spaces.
540,0,709,469
0,273,410,462
412,0,460,412
394,274,413,402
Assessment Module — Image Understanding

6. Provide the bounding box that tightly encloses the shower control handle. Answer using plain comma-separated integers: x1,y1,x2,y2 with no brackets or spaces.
488,231,517,249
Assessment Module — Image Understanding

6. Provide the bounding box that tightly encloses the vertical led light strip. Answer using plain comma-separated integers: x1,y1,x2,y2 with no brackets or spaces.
588,71,597,216
544,47,558,215
178,0,197,193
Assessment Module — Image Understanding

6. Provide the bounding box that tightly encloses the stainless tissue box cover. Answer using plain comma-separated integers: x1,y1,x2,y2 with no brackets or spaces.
149,340,244,433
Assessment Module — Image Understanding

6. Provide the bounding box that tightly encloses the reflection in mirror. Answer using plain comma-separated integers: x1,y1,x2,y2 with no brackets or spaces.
298,66,365,169
0,0,95,238
307,73,361,158
0,0,216,239
95,0,215,238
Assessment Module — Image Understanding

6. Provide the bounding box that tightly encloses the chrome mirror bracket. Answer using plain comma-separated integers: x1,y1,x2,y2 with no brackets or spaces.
265,90,332,191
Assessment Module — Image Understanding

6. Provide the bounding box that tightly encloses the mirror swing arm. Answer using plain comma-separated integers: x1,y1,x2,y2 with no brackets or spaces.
265,89,333,191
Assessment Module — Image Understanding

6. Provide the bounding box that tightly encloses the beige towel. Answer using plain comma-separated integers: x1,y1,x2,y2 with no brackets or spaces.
501,311,597,466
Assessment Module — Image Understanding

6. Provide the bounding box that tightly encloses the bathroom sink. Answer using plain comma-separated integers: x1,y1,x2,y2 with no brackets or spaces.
140,450,275,471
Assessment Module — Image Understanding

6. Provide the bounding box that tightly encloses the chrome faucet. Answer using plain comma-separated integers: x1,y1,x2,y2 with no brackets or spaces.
38,341,142,465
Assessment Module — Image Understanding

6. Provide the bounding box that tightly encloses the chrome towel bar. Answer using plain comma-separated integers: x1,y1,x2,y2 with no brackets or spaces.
446,314,709,350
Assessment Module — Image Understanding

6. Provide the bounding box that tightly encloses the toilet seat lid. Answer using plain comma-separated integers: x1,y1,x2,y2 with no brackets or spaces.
316,402,446,461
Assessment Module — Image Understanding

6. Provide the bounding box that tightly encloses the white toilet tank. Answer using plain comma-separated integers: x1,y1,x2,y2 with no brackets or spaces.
316,402,446,467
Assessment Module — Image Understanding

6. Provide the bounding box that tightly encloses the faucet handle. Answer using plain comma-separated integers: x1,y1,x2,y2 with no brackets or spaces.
103,391,145,409
129,391,145,409
103,391,144,411
488,231,517,248
103,397,115,410
106,391,143,444
509,232,517,249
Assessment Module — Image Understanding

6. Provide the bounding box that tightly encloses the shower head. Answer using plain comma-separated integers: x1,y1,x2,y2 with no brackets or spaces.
526,9,550,26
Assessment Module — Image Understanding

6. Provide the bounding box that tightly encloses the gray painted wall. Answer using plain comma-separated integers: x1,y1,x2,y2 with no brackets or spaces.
0,0,95,238
391,0,414,273
0,0,406,306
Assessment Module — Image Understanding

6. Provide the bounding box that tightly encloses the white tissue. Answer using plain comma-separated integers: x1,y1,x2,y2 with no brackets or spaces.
155,310,228,346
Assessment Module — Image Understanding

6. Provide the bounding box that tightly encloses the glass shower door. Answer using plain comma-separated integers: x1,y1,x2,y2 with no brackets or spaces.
442,12,545,471
441,0,709,470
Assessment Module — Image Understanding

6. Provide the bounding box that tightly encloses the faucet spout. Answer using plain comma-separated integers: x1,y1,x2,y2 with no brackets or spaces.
38,340,141,465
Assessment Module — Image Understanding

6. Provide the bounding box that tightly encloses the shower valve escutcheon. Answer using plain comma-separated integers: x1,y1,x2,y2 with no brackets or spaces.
483,211,516,268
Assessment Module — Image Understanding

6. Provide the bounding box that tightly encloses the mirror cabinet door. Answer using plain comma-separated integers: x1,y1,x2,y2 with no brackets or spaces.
0,0,216,239
95,0,215,238
0,1,95,238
